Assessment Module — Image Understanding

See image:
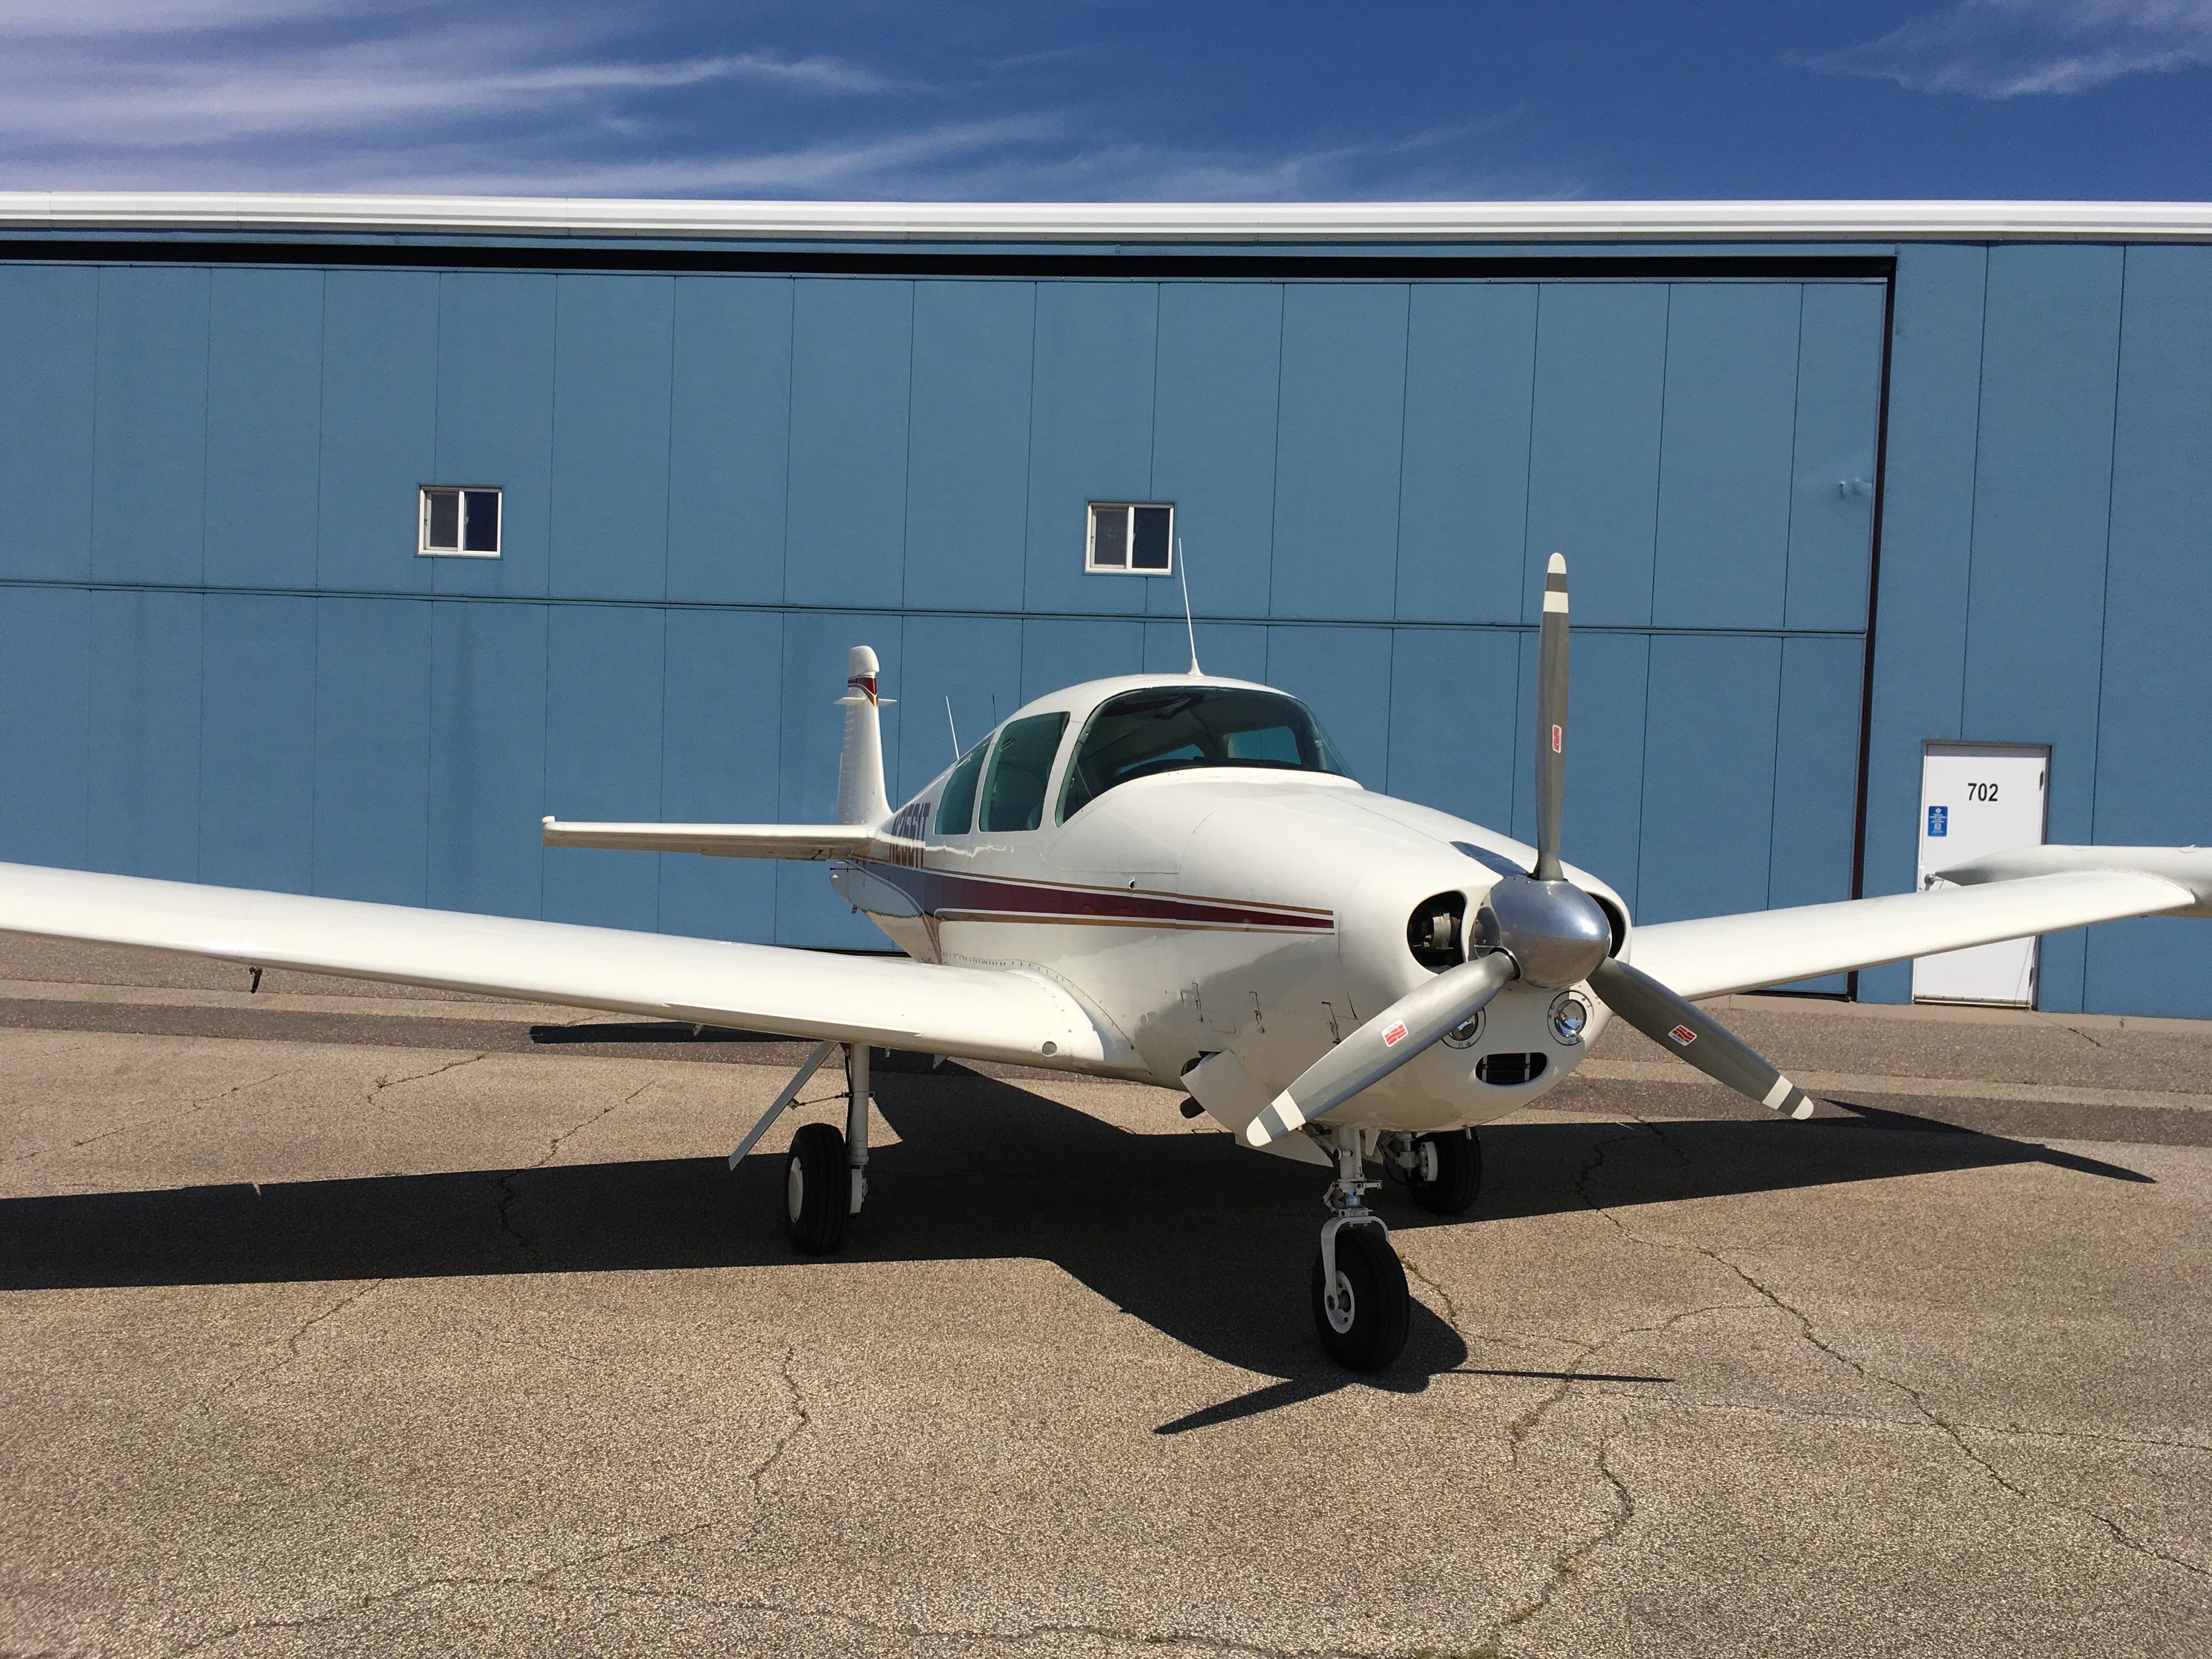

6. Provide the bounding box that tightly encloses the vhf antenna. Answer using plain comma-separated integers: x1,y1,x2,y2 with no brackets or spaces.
944,695,961,760
1176,537,1201,676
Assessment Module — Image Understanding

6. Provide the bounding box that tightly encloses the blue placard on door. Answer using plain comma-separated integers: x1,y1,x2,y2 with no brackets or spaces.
1927,805,1948,836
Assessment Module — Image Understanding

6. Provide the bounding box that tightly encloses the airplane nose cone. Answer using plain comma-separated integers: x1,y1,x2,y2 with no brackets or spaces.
1474,874,1612,988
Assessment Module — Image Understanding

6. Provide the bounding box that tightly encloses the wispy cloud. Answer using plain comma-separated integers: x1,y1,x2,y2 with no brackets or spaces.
0,2,907,176
0,0,1554,200
1805,0,2212,98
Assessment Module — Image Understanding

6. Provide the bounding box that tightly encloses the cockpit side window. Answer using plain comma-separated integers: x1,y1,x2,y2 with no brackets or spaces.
1057,687,1351,822
933,742,988,836
978,712,1070,833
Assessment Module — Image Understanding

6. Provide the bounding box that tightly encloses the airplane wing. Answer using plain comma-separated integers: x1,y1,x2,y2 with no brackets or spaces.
541,819,878,860
0,862,1127,1073
1627,862,2205,1001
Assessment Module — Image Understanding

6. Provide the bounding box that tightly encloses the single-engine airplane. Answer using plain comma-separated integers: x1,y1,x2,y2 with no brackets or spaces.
3,555,2207,1369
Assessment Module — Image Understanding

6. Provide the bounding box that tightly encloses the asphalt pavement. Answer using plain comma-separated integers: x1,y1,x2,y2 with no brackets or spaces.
2,937,2207,1658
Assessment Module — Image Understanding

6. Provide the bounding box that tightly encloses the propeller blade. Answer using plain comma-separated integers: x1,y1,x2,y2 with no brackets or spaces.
1588,957,1815,1119
1533,552,1569,882
1244,952,1517,1148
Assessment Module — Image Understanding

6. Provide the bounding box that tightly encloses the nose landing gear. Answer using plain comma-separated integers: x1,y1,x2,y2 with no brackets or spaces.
1311,1129,1410,1370
1382,1127,1483,1215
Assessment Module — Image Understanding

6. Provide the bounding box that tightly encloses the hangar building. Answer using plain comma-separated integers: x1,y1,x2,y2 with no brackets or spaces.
1,197,2207,1016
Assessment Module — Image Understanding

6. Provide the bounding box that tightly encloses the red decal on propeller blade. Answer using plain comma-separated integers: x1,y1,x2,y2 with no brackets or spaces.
1668,1025,1696,1046
1550,724,1563,753
1382,1020,1409,1047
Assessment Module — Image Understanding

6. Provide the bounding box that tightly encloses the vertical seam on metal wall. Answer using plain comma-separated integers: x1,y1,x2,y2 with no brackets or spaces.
194,270,212,880
424,276,444,908
1018,281,1039,617
897,279,918,613
1633,287,1676,906
1767,286,1806,914
1646,285,1672,627
1265,285,1289,624
1779,286,1806,630
653,603,668,931
2087,250,2131,849
778,279,798,611
656,278,679,927
308,272,327,895
1513,285,1544,840
1380,285,1413,791
540,276,560,922
87,268,104,582
1957,250,1993,741
1844,263,1900,997
1387,284,1413,643
659,276,677,605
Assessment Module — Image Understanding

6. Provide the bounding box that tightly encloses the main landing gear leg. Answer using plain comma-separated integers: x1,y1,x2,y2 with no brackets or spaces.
1310,1128,1410,1372
726,1040,865,1255
844,1040,871,1218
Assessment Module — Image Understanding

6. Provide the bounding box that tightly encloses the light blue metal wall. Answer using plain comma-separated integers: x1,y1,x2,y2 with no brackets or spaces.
10,244,2195,1017
1860,244,2212,1016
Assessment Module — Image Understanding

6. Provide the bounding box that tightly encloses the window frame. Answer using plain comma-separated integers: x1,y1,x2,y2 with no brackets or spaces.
418,486,503,559
1084,501,1175,575
978,711,1071,835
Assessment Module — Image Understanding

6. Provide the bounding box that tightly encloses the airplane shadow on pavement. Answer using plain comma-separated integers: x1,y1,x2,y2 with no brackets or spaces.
0,1060,2150,1430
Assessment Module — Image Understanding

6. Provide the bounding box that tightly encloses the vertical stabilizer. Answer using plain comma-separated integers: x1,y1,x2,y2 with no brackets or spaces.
836,646,892,827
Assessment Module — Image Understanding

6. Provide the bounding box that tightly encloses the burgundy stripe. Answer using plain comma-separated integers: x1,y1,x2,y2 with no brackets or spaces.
858,860,1334,933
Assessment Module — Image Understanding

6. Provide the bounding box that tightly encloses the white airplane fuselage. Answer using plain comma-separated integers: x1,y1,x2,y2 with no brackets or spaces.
830,673,1628,1136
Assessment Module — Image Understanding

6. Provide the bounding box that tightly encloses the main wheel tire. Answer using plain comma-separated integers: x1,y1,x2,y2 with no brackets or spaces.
1406,1128,1482,1216
783,1122,850,1253
1310,1226,1411,1371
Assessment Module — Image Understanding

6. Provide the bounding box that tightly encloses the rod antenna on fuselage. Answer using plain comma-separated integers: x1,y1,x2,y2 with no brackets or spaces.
1177,537,1201,677
945,696,961,760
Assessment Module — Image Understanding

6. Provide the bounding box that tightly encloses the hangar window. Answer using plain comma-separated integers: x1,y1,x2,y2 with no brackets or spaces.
1086,502,1173,574
419,486,501,557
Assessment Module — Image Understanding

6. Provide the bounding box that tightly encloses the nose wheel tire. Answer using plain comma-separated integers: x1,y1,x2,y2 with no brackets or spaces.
1406,1128,1482,1216
1310,1225,1410,1371
784,1121,850,1253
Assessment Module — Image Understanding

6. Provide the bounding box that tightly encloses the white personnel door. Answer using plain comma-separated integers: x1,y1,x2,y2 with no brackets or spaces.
1912,742,2050,1006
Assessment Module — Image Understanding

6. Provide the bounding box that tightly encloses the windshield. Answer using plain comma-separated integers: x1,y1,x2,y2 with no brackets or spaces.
1058,687,1351,822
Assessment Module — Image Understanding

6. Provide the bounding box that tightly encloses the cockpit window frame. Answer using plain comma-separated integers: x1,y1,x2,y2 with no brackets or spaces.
1055,685,1351,825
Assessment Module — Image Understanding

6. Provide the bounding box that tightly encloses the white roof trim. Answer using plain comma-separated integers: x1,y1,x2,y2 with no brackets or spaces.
2,193,2211,244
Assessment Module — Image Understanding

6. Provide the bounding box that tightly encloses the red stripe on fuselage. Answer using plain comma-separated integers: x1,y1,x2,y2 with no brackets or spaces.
856,859,1334,934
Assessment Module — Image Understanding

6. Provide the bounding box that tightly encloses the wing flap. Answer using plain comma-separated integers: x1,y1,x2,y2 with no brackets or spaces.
1627,870,2195,1001
0,862,1126,1073
541,819,878,860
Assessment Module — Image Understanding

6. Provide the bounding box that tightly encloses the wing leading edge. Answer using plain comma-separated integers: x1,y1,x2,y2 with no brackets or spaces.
0,862,1130,1074
1628,866,2200,1002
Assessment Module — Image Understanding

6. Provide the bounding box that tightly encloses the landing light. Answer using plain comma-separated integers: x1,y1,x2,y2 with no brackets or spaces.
1549,993,1590,1045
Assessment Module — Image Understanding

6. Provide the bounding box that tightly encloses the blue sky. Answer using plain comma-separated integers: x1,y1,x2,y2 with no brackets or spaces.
2,1,2207,199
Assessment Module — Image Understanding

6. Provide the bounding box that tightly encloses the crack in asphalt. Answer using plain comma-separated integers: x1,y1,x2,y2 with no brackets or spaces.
1,1066,289,1168
747,1346,813,1505
160,1569,1388,1659
365,1052,486,1101
1395,1245,1463,1333
1571,1112,2210,1586
1477,1424,1638,1652
1700,1244,2210,1581
493,1078,661,1255
195,1278,389,1417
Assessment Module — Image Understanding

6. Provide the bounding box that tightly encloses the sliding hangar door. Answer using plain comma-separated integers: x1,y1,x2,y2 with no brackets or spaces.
0,260,1885,965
